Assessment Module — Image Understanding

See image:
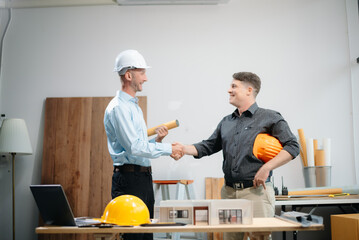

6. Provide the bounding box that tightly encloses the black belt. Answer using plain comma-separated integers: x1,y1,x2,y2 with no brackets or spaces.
114,164,152,173
226,178,270,190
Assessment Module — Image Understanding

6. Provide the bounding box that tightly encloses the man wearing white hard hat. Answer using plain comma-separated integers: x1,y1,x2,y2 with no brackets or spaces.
104,49,183,240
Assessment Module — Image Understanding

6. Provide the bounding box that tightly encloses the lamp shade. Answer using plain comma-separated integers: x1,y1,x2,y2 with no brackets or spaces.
0,118,33,155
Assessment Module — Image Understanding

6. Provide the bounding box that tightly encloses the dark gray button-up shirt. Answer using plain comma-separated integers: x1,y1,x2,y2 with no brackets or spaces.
193,103,299,183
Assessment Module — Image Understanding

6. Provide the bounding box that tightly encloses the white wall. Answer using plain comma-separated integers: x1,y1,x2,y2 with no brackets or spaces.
0,0,358,239
346,0,359,183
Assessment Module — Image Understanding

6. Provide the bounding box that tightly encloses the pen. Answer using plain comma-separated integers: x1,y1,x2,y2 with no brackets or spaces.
328,193,350,197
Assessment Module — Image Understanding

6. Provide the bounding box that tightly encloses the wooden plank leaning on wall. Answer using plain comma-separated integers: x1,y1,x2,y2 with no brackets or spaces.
206,177,225,240
41,96,147,240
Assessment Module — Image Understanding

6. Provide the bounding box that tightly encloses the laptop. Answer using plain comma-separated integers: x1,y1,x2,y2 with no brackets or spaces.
30,184,101,226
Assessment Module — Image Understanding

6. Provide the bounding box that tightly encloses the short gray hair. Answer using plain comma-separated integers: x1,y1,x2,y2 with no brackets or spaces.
232,72,261,96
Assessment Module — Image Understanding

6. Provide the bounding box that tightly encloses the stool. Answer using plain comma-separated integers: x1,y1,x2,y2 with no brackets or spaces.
153,180,195,200
153,180,201,240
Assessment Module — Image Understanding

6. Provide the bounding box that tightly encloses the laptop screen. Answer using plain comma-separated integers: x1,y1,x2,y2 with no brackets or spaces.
30,184,76,226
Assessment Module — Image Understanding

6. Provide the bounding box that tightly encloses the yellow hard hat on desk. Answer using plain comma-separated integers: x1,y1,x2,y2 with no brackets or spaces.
99,195,150,226
253,133,283,162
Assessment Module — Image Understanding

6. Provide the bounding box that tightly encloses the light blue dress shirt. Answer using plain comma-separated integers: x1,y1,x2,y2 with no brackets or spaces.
104,91,172,167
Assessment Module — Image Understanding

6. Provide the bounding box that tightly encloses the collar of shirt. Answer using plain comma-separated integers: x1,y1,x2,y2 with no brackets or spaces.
232,102,258,118
117,90,139,104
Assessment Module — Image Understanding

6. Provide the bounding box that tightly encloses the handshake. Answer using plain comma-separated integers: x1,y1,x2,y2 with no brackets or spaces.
154,126,197,160
170,142,186,160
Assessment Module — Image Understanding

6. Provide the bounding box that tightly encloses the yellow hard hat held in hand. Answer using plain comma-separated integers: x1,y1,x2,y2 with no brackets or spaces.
99,195,150,226
253,133,283,162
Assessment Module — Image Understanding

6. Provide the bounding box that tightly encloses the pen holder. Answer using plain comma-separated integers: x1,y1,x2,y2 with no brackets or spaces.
315,166,331,187
303,166,331,187
303,166,316,187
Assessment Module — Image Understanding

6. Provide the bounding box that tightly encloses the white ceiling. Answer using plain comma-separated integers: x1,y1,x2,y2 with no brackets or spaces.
0,0,115,8
0,0,230,8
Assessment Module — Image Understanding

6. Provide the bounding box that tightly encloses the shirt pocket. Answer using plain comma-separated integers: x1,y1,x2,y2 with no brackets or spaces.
243,125,265,160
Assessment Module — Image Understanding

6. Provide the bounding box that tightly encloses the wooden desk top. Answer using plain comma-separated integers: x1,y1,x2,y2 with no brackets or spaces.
36,218,323,234
153,180,194,185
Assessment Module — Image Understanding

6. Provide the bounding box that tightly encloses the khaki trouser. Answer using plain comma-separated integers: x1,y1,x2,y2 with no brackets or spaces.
221,182,275,240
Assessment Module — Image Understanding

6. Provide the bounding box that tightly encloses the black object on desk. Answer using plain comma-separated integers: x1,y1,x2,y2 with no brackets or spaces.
140,222,186,227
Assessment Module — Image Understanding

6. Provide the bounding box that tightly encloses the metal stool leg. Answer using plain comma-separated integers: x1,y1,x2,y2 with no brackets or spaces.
186,183,195,200
175,182,195,200
154,183,161,200
162,184,170,200
176,183,185,200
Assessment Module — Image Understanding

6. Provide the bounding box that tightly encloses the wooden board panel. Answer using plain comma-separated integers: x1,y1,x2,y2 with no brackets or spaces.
205,177,225,240
205,177,224,200
41,96,147,240
205,178,212,200
89,97,113,218
42,98,57,185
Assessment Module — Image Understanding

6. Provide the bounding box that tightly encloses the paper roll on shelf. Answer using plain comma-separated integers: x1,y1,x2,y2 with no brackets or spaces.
306,138,315,167
289,188,342,196
289,185,359,195
313,139,318,160
299,149,305,166
313,139,318,151
315,150,325,166
147,120,179,137
297,129,307,167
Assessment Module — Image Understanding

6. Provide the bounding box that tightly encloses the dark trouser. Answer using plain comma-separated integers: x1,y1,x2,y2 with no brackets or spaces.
112,167,154,240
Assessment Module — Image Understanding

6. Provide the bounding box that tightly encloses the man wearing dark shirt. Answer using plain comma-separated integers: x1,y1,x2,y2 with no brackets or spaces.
176,72,299,240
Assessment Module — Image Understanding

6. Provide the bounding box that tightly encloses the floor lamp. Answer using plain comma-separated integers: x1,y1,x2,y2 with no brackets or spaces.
0,119,33,240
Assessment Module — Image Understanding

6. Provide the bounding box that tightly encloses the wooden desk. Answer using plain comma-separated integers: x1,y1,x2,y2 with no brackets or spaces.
36,217,323,240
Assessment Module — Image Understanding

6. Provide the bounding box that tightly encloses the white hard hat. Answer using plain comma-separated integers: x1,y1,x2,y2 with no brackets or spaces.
114,49,151,75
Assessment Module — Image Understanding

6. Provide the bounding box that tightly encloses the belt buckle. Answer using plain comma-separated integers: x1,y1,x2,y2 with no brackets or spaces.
233,182,244,190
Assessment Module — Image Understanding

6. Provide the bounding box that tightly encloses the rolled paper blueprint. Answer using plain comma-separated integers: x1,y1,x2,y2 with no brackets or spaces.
313,139,318,150
315,149,325,166
299,149,305,166
297,129,307,166
306,138,315,167
323,138,331,166
313,139,318,160
289,185,359,195
289,188,342,196
147,120,179,137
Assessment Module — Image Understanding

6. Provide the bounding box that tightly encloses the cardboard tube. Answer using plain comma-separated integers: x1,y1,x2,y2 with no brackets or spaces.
313,139,318,161
289,188,342,196
289,185,359,195
313,139,318,150
299,149,305,166
315,149,325,166
147,120,179,136
297,129,307,166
